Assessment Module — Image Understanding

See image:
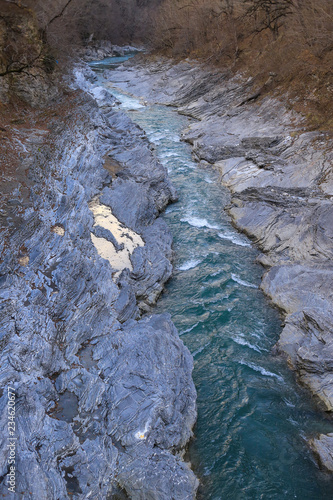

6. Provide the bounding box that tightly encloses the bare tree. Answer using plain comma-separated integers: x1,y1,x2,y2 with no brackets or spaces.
292,0,333,57
243,0,294,39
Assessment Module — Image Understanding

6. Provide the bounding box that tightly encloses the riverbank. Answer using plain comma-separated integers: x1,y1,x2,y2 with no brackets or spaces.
0,63,198,498
105,54,333,472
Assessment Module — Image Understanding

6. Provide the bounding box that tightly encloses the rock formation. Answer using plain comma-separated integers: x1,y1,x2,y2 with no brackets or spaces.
106,55,333,471
0,52,198,497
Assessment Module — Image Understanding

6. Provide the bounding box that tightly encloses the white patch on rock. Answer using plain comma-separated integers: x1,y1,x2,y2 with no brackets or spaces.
18,255,29,266
134,421,150,440
52,225,65,236
89,198,144,276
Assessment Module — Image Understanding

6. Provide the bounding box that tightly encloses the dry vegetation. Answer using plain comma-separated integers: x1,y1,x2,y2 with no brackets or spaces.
2,0,333,128
144,0,333,129
48,0,333,130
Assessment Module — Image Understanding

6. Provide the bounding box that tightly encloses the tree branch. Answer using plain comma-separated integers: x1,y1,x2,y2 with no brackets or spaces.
48,0,74,26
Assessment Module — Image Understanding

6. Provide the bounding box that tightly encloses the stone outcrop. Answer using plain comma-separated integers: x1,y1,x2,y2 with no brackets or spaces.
105,55,333,471
78,41,141,62
0,63,198,499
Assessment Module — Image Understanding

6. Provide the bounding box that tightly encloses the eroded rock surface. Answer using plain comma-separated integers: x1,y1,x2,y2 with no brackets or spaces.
0,64,197,498
106,55,333,471
78,41,142,62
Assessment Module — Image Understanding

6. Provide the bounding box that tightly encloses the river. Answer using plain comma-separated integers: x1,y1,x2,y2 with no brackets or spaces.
90,55,333,500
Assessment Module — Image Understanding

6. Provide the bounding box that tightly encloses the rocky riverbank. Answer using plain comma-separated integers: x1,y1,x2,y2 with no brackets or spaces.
105,55,333,472
0,61,198,498
78,40,142,62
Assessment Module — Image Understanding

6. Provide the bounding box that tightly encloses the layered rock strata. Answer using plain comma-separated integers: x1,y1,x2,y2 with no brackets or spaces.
106,55,333,470
0,65,198,499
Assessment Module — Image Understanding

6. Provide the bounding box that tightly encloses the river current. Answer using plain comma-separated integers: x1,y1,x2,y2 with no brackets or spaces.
91,55,333,499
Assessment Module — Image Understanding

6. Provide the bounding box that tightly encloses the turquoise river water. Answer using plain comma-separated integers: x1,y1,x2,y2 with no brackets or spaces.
91,56,333,500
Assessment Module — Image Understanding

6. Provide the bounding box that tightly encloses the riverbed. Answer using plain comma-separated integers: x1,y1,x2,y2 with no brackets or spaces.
91,56,333,500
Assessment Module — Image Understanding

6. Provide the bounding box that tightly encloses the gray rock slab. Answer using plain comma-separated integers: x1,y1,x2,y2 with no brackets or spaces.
0,64,197,499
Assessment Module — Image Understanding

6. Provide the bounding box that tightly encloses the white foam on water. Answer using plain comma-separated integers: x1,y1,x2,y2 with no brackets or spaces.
232,335,261,353
159,151,180,158
180,216,220,230
204,176,213,184
239,360,284,381
117,94,144,110
198,250,219,259
177,259,202,271
166,133,180,143
203,465,214,477
218,231,251,247
283,398,296,408
165,205,176,214
287,417,299,427
192,341,211,358
184,162,196,170
211,269,224,277
231,273,258,288
179,322,200,336
148,131,164,142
